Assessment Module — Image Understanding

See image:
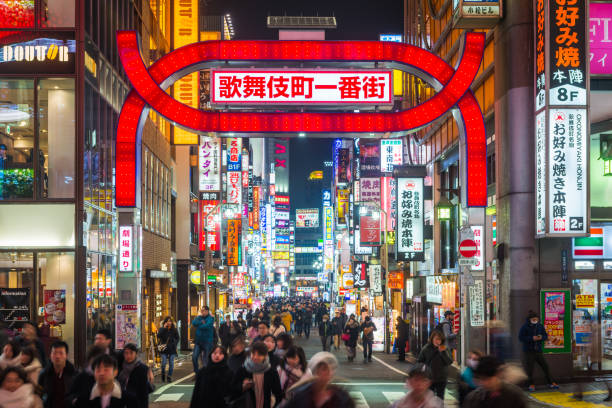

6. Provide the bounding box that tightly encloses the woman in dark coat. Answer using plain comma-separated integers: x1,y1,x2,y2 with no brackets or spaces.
118,343,154,408
343,315,360,362
228,336,248,373
157,317,179,382
190,345,233,408
230,342,282,408
417,329,453,399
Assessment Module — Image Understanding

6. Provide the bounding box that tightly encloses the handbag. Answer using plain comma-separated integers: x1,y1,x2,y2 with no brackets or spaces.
341,333,350,341
157,341,168,353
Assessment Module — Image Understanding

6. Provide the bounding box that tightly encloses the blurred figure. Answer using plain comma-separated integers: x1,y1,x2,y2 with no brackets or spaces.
360,316,377,363
281,309,293,334
118,344,153,408
282,352,354,408
66,346,106,407
303,308,313,339
396,316,410,362
38,341,76,408
219,315,233,352
275,333,293,359
437,311,457,359
270,316,286,338
73,354,134,408
388,363,442,408
190,346,232,408
318,314,333,352
19,347,42,384
518,311,558,391
263,334,282,370
16,322,46,365
247,319,260,340
331,310,346,351
0,366,43,408
94,329,124,369
227,336,247,373
253,322,270,343
0,339,21,370
417,330,452,400
488,320,512,363
157,316,179,383
344,315,360,362
458,349,482,405
464,355,528,408
278,346,310,396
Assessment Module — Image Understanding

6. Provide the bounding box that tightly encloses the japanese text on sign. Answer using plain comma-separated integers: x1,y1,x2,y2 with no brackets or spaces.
353,262,369,289
199,200,220,252
590,3,612,75
543,291,567,350
227,138,242,171
198,136,220,191
369,264,383,294
119,226,133,272
469,280,485,326
227,171,242,204
536,112,547,235
471,226,484,270
397,178,424,261
360,178,381,202
380,139,403,173
227,219,241,266
535,0,547,110
211,70,393,104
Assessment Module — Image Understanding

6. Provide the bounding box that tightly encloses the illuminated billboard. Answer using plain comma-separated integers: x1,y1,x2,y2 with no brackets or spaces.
296,208,319,228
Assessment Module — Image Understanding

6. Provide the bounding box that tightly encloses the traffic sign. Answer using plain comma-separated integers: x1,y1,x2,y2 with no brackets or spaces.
459,239,478,258
458,258,478,266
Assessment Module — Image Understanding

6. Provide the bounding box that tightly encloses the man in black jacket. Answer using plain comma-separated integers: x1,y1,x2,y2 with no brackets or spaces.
464,356,528,408
74,354,136,408
66,345,106,407
117,344,153,408
38,341,76,408
219,315,232,352
396,316,410,362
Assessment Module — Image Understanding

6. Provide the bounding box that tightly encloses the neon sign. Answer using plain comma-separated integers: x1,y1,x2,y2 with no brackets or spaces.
116,31,487,208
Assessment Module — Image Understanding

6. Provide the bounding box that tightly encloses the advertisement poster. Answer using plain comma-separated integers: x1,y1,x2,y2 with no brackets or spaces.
0,288,30,322
227,219,241,266
43,289,66,324
469,281,485,327
115,304,139,350
372,316,385,351
352,262,369,289
198,137,220,191
541,290,571,353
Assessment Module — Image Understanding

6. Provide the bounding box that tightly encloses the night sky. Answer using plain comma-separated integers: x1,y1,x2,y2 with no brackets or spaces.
203,0,404,41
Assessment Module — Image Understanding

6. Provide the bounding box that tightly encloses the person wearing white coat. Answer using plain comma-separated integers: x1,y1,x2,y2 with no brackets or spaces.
0,366,43,408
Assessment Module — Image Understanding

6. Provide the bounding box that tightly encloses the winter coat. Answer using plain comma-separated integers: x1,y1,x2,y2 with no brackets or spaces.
190,359,233,408
157,326,179,355
73,381,135,408
396,319,410,342
360,321,377,341
66,370,96,407
318,321,332,337
302,311,313,324
230,364,283,408
16,336,47,365
23,358,43,385
38,361,77,408
0,353,21,370
281,312,293,332
282,379,354,408
0,383,43,408
463,382,528,408
119,361,153,408
271,324,286,338
344,321,360,347
219,322,232,345
228,351,247,373
518,319,548,352
331,315,347,335
438,319,457,349
389,390,443,408
269,351,282,371
417,343,453,383
192,314,215,345
278,365,309,394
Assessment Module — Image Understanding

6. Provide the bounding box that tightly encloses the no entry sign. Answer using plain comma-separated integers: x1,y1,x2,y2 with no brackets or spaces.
459,239,478,258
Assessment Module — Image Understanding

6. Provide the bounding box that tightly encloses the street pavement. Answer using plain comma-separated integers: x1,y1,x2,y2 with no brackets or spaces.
149,332,609,407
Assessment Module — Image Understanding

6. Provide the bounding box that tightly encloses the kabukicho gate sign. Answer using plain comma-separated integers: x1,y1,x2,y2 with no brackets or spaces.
116,31,487,208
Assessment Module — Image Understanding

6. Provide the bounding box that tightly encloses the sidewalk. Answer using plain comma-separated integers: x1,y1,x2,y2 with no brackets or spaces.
528,382,612,407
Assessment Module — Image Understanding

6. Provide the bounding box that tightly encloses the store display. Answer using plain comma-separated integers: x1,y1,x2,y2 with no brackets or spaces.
43,289,66,324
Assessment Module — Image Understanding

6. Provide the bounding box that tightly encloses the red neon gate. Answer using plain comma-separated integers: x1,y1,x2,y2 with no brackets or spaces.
116,31,487,208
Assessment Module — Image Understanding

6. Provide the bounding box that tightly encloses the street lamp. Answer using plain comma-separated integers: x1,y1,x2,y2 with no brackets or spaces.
436,195,454,221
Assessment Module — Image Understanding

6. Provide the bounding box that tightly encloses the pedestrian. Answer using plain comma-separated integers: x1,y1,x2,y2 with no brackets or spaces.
281,309,293,334
73,354,135,408
191,306,215,373
93,329,124,369
219,315,233,352
274,333,293,359
437,311,457,359
157,316,179,383
458,349,482,405
396,316,410,362
248,319,260,341
0,366,43,408
16,321,46,366
19,347,43,384
270,316,286,338
331,310,346,351
190,345,232,408
230,321,244,344
518,310,558,391
294,308,304,337
38,341,76,408
318,314,333,351
282,352,354,408
228,336,247,374
463,355,528,408
230,341,282,408
303,308,313,339
237,315,247,333
0,339,21,370
253,321,270,343
417,330,452,400
262,334,282,370
360,316,377,363
344,315,360,362
388,363,442,408
278,346,310,397
117,343,153,408
66,346,106,407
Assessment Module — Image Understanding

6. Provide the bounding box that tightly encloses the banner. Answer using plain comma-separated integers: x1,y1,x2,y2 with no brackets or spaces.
397,177,424,261
469,280,485,327
359,140,381,177
198,136,220,191
360,213,381,246
337,148,350,184
0,288,30,322
360,177,381,202
227,138,242,171
336,189,350,225
227,219,241,266
199,199,220,252
352,262,369,289
119,226,134,272
388,271,404,289
368,264,383,295
227,171,242,204
296,208,319,228
252,186,260,230
541,289,571,353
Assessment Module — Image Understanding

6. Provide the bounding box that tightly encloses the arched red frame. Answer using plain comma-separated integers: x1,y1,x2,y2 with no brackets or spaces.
116,31,487,208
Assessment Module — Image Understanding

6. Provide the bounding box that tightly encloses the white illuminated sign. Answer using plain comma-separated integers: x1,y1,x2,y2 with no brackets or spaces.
471,225,484,271
397,178,424,260
211,70,393,105
535,111,546,235
227,171,242,204
296,208,319,228
119,226,133,272
380,139,403,172
198,136,220,191
379,34,403,42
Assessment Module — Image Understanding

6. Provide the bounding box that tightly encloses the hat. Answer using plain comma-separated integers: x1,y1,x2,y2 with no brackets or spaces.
308,351,338,373
527,310,538,319
473,356,502,378
444,310,454,317
408,363,432,379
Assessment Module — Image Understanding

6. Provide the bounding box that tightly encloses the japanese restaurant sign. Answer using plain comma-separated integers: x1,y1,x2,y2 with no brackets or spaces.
397,178,424,261
360,178,381,202
353,262,369,289
368,264,383,295
590,3,612,75
360,213,381,246
227,138,242,171
388,271,404,290
541,289,571,353
211,70,393,105
227,219,241,266
380,139,403,173
534,0,589,237
199,198,220,252
119,226,133,272
198,136,220,191
227,171,242,204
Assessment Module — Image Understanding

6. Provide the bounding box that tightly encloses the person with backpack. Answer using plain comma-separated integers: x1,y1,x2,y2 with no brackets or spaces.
360,316,377,363
437,311,457,358
417,330,452,400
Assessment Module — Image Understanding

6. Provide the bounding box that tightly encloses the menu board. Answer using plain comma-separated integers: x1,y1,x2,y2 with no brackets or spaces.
541,289,571,353
0,288,30,322
43,289,66,324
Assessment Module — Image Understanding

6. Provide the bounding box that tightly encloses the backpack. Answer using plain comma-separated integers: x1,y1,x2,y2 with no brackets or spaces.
435,320,449,333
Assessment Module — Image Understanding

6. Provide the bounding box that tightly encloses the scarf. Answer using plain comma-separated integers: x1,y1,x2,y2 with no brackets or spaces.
118,359,139,386
253,372,265,408
244,355,271,374
0,383,38,408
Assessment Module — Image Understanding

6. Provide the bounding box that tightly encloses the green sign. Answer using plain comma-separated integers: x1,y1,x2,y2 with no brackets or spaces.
540,289,571,353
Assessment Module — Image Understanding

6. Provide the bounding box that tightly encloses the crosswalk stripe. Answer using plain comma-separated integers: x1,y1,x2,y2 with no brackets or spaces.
383,391,406,404
152,372,195,395
154,393,184,402
349,391,370,408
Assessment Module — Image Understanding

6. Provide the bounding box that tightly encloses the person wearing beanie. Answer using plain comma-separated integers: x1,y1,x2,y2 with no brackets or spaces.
463,356,528,408
518,311,558,391
388,363,442,408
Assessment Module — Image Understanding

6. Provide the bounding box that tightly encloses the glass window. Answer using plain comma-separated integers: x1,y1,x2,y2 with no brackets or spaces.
0,80,34,200
0,1,35,28
38,79,75,199
572,279,598,371
42,0,75,27
143,148,148,230
0,252,34,323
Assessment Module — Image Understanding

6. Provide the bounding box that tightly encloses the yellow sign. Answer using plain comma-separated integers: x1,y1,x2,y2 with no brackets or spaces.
190,271,201,285
309,170,323,180
173,0,199,144
576,294,595,308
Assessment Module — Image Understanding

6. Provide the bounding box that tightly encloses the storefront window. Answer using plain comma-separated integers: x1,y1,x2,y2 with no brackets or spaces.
0,79,34,200
41,0,75,27
0,1,35,28
86,252,115,344
602,282,612,370
38,79,75,198
572,279,598,371
0,252,34,323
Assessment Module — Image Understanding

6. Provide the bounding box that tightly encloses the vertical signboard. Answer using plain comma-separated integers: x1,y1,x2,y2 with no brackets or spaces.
337,148,350,184
119,226,133,272
353,262,369,289
199,198,220,252
274,139,290,194
469,280,485,326
359,140,381,177
253,186,260,230
541,289,571,353
534,0,589,237
590,3,612,75
336,188,350,226
323,206,334,276
198,136,220,191
397,178,424,261
360,177,381,202
471,225,484,271
227,138,242,171
368,264,383,295
227,172,242,204
227,219,241,266
360,212,381,246
380,139,403,173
